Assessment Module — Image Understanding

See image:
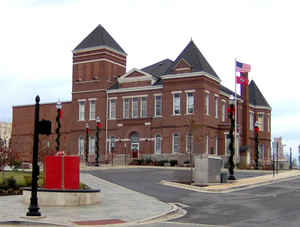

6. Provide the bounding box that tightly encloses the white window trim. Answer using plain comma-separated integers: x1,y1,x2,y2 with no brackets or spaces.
140,96,147,118
215,136,218,155
89,100,96,120
78,137,84,156
249,111,254,131
78,101,85,121
89,136,95,154
154,134,162,154
154,95,162,117
221,100,226,122
123,98,130,119
132,97,139,119
215,97,218,119
171,90,182,94
205,93,210,116
109,99,116,120
172,133,180,153
186,133,193,153
186,92,194,115
184,89,196,93
206,135,209,154
173,93,181,116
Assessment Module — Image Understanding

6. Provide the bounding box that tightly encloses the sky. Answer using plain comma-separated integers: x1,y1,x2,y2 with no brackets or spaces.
0,0,299,156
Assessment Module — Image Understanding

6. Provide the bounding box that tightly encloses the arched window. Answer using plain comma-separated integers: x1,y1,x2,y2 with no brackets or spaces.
130,132,139,151
155,134,161,154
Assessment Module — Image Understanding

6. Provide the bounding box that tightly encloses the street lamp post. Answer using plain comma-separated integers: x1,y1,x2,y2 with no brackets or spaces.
85,123,89,166
111,137,115,166
56,100,64,189
254,121,259,170
227,96,236,180
95,116,101,166
27,96,41,216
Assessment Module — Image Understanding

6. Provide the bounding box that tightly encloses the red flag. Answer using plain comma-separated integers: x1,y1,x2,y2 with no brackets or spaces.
236,75,248,86
59,109,63,119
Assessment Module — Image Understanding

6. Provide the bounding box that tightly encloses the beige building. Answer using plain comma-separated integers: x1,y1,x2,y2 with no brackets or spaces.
0,122,12,147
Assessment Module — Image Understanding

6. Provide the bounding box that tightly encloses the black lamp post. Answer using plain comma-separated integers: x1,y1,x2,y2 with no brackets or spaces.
85,123,89,165
27,96,41,216
55,100,62,152
227,96,236,180
111,137,115,166
254,121,259,170
95,116,101,166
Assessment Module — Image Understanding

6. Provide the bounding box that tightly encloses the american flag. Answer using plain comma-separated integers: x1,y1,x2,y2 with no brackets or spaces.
236,61,251,73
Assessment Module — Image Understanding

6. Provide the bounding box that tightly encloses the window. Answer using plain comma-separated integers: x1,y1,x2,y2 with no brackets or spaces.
79,101,85,121
225,134,230,156
109,136,115,153
206,135,209,154
215,97,218,119
173,93,180,115
89,100,96,120
259,144,264,160
249,112,254,130
155,134,161,154
109,99,116,119
205,93,209,115
257,113,264,131
141,97,147,118
186,93,194,114
123,98,130,119
78,137,84,156
173,133,179,153
222,101,226,122
186,132,193,153
215,136,218,155
155,95,162,117
89,136,95,154
132,97,139,118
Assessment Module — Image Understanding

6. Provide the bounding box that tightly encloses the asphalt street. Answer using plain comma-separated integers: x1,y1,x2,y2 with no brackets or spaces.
89,168,300,227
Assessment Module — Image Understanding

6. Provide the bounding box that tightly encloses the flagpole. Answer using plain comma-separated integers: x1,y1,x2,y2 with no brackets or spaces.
234,59,238,163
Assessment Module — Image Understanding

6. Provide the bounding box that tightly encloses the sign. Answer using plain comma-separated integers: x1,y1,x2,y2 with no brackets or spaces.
39,120,51,135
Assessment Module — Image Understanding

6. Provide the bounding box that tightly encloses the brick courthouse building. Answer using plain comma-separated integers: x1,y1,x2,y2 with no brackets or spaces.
11,25,272,166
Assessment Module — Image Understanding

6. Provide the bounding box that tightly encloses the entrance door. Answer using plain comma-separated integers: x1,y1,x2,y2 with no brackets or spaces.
130,132,139,158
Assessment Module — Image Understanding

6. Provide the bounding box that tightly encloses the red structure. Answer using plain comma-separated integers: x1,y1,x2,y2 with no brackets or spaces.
44,156,80,189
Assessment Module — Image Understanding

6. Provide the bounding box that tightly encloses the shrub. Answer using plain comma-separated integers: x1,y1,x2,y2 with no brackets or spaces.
170,160,178,167
145,158,153,165
158,160,168,166
6,177,17,190
137,159,144,165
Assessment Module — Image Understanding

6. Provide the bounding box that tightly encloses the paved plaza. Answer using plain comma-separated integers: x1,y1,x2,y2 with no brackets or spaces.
0,167,299,227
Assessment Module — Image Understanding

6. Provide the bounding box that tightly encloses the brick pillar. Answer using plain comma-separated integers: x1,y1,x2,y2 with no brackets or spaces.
241,72,249,147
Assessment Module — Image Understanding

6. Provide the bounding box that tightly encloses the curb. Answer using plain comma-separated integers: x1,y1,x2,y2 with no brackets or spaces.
160,171,300,193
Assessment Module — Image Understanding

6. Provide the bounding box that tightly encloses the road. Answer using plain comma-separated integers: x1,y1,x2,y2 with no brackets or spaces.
88,168,300,227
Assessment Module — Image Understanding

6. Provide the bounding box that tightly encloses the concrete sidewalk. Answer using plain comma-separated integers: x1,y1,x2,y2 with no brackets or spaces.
0,173,179,227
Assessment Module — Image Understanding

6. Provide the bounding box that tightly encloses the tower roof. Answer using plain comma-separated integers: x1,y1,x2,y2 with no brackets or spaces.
249,80,271,107
73,24,126,54
167,40,219,79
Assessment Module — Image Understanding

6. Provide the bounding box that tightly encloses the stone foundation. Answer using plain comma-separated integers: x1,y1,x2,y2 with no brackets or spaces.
23,188,100,207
